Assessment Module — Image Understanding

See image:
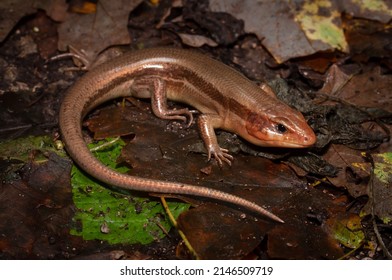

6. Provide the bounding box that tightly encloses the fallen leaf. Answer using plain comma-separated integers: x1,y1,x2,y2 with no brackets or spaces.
341,0,392,23
319,65,392,112
177,33,218,47
0,0,35,42
209,0,392,63
177,204,267,260
344,17,392,63
183,1,244,45
209,0,324,63
57,0,142,65
70,138,189,245
268,223,343,259
362,152,392,223
0,153,74,258
267,186,347,259
324,213,365,249
295,0,348,52
323,144,370,198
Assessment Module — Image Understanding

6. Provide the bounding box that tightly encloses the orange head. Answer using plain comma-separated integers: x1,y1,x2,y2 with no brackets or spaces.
244,108,316,148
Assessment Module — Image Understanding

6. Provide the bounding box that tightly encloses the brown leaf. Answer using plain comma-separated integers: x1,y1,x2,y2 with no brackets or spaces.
177,33,218,47
362,153,392,222
323,144,370,198
0,153,74,258
319,65,392,112
57,0,142,65
209,0,322,63
267,186,346,259
0,0,36,42
267,223,343,259
177,204,268,260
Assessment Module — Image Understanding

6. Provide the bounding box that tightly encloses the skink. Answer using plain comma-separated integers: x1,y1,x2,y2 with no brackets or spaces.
59,48,316,223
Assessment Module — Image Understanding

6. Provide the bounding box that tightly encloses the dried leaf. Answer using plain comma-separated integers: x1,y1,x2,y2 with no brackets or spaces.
57,0,142,64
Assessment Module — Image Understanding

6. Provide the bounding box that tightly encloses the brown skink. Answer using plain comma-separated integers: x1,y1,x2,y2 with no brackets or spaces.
59,48,316,223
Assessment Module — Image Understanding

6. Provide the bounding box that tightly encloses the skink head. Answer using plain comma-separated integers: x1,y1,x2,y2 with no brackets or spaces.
244,107,316,148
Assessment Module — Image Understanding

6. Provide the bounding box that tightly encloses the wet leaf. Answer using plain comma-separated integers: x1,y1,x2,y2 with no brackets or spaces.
0,135,62,162
0,135,65,183
267,223,343,259
325,214,365,249
266,186,346,259
0,153,74,258
362,152,392,223
70,138,189,245
177,204,267,260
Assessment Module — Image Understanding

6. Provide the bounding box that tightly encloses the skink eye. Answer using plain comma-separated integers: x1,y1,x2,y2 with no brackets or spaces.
276,124,287,134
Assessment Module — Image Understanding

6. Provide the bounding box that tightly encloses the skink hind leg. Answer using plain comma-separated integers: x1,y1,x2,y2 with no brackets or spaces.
132,77,194,126
198,114,234,167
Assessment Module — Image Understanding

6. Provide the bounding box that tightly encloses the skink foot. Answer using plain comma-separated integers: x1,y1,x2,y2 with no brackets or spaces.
207,145,234,167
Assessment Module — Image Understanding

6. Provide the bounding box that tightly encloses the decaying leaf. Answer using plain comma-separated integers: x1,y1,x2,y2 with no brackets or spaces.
324,213,366,249
362,153,392,223
177,33,218,47
57,0,142,65
209,0,392,63
324,145,370,198
319,65,392,113
0,0,36,42
209,0,323,63
295,0,348,52
177,204,267,260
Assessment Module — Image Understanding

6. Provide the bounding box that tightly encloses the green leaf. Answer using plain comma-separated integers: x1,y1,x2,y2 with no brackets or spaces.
70,138,189,244
362,152,392,223
0,135,63,162
0,135,65,182
352,0,392,16
295,0,348,51
331,215,365,249
374,152,392,184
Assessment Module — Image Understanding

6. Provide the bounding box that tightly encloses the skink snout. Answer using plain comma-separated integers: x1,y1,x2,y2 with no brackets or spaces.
302,129,317,146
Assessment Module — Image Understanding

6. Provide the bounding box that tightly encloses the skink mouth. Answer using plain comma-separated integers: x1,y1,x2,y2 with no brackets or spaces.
274,142,314,148
260,135,317,148
282,136,317,148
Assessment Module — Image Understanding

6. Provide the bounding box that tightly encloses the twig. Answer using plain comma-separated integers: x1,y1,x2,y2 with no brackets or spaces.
160,196,199,259
90,137,121,152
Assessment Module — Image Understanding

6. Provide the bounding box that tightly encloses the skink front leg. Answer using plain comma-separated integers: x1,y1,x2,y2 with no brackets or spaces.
132,78,193,126
132,77,232,166
198,114,234,167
